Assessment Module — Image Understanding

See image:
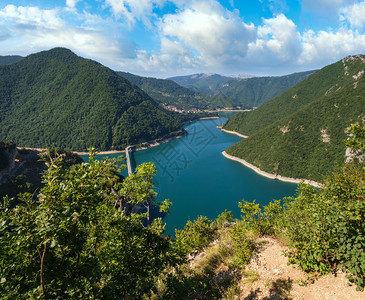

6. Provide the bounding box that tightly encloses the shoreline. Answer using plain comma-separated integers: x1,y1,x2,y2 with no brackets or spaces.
198,116,220,120
205,109,253,113
19,132,189,156
220,128,248,138
18,115,219,156
19,147,126,156
222,151,322,188
19,115,223,156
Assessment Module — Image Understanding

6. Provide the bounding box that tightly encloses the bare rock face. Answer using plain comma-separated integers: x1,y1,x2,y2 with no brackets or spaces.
0,143,18,184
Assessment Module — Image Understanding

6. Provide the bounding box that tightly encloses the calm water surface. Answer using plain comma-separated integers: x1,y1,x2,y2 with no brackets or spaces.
87,113,297,235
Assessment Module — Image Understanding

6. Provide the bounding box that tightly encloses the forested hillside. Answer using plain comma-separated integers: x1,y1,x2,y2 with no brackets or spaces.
224,55,365,181
117,71,211,110
217,70,314,108
0,48,182,151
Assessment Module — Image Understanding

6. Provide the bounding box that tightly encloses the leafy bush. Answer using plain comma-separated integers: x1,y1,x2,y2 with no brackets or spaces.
40,148,84,168
175,216,215,255
211,209,234,231
238,199,284,236
229,221,255,267
283,164,365,290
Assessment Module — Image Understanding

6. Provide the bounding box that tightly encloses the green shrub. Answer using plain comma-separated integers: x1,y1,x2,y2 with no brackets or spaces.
283,164,365,290
175,216,215,255
229,221,255,267
239,199,284,236
212,209,234,230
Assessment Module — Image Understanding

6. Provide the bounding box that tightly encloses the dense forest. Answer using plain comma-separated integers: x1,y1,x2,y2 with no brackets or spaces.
0,48,186,151
224,55,365,181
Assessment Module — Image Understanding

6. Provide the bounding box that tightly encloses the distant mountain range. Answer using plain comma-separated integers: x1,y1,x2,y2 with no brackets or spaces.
117,71,211,110
0,55,23,66
215,71,315,108
168,71,314,108
0,48,183,151
168,73,255,94
119,71,314,110
223,55,365,181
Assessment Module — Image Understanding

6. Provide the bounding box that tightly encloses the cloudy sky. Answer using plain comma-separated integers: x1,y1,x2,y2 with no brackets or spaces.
1,0,365,78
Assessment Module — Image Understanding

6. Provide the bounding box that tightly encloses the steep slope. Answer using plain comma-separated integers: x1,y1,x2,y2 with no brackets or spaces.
225,55,365,181
217,70,314,108
0,141,17,173
0,48,181,151
117,71,211,109
223,57,365,135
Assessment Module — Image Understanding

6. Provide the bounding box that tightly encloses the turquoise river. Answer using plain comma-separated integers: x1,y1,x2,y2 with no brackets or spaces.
87,112,298,236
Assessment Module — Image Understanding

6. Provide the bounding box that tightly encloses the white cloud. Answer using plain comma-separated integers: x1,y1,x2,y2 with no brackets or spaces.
104,0,165,28
300,28,365,66
160,1,255,69
0,5,63,29
134,37,199,74
340,1,365,28
247,14,302,64
66,0,81,10
120,1,365,76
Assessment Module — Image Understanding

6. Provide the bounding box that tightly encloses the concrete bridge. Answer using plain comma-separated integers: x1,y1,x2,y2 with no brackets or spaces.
124,145,135,175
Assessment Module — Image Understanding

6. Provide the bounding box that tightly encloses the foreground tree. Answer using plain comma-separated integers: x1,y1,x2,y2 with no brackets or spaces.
0,150,177,299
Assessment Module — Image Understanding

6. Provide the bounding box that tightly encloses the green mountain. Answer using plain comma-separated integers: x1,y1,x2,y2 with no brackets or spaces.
217,70,314,108
0,55,23,66
117,71,211,110
224,55,365,181
168,73,244,94
0,48,182,151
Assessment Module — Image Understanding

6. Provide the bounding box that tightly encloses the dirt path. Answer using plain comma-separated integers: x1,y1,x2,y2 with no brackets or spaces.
238,237,364,299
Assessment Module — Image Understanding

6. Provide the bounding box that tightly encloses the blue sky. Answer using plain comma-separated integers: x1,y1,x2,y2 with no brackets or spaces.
0,0,365,78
